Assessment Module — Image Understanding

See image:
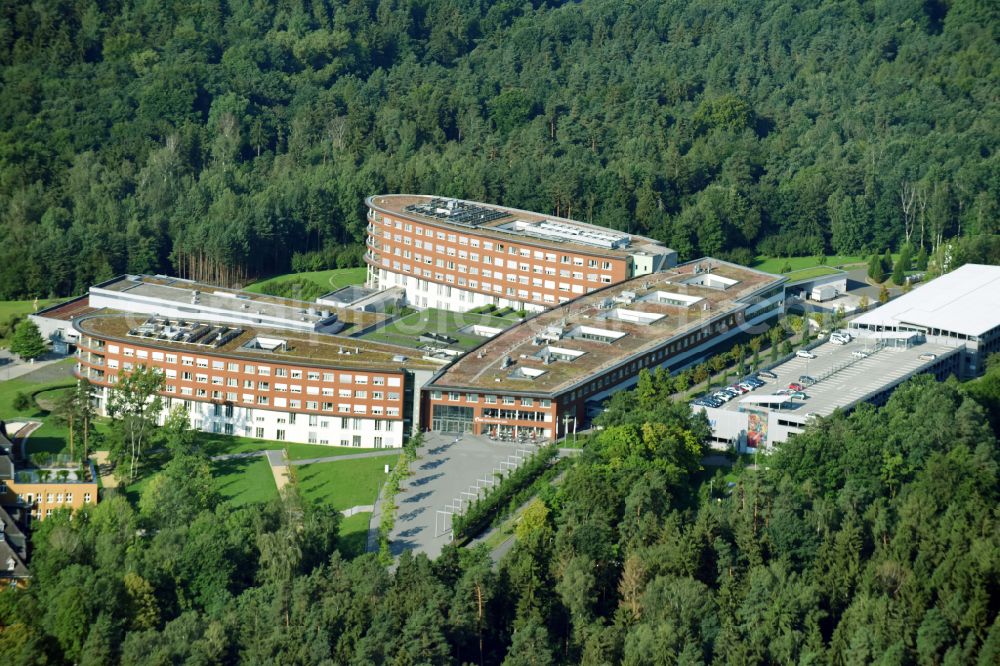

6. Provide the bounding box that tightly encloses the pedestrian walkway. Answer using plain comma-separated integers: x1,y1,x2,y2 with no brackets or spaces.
388,432,540,559
264,449,292,492
0,352,72,382
288,449,400,465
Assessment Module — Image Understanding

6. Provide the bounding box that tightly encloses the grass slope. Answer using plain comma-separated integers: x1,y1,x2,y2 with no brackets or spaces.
243,267,367,296
212,456,280,506
0,299,59,347
195,432,382,461
296,454,398,510
337,511,372,558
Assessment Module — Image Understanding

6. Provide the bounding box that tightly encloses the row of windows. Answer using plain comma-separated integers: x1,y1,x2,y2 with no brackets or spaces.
382,244,613,285
157,371,401,400
429,391,552,408
79,342,400,387
161,387,402,416
384,261,587,302
17,491,93,505
379,215,617,270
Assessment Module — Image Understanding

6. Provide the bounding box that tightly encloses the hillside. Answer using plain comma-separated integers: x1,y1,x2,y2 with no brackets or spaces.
1,0,997,297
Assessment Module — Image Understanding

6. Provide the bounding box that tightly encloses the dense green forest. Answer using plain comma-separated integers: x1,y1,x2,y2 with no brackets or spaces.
1,0,998,297
3,361,1000,664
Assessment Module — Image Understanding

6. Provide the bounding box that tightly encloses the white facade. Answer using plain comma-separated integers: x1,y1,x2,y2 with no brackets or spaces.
90,386,405,448
370,266,546,313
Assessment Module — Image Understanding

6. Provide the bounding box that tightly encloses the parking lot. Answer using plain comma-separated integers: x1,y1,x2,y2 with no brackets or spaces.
703,337,957,418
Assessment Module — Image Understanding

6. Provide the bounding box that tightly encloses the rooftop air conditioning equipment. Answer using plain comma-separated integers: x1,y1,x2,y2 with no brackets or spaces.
321,310,331,318
501,355,513,369
308,307,318,316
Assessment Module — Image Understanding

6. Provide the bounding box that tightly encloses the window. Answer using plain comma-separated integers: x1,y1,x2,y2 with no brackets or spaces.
84,493,92,503
255,427,264,438
276,430,286,441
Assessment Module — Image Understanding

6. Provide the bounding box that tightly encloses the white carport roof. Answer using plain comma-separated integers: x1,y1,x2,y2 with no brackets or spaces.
852,264,1000,338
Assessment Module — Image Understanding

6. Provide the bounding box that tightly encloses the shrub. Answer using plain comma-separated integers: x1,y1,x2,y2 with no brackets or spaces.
452,444,559,540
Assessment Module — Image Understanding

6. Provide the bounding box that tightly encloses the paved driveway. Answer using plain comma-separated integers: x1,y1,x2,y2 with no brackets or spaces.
389,432,540,559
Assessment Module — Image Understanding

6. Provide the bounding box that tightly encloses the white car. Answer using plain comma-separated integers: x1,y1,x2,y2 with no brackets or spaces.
796,350,816,359
852,350,869,359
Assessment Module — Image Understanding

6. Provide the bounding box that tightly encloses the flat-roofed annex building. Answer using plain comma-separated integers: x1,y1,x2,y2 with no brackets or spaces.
366,195,677,313
74,314,439,449
849,263,1000,377
420,259,786,440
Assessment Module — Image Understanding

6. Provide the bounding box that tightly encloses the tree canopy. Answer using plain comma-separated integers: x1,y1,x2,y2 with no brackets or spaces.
1,0,998,298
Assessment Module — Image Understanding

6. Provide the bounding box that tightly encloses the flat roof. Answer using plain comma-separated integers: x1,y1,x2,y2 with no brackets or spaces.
368,194,673,259
33,295,98,322
851,264,1000,337
93,275,383,328
74,314,440,371
429,259,783,394
711,338,957,418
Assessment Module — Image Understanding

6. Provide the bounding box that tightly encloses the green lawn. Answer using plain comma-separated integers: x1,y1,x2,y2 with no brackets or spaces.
782,266,843,282
212,456,280,506
296,454,398,510
0,299,60,347
243,267,367,297
337,511,372,558
0,363,76,418
752,255,866,273
360,308,521,351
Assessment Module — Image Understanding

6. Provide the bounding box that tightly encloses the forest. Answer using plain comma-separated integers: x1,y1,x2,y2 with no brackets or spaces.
1,0,998,297
2,358,1000,664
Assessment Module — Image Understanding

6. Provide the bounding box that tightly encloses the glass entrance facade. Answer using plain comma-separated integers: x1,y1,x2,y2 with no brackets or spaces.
432,405,474,433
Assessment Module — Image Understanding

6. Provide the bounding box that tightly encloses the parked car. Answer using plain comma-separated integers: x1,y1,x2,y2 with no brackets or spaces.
798,375,816,386
758,370,777,379
918,353,937,361
831,332,852,344
852,350,869,359
788,382,805,391
789,391,808,400
796,350,816,359
775,388,791,395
